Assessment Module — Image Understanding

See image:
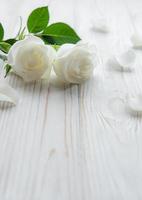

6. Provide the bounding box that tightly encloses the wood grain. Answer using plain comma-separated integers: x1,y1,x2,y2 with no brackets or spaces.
0,0,142,199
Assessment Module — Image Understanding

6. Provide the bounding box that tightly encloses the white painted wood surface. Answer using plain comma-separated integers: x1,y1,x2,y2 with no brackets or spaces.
0,0,142,199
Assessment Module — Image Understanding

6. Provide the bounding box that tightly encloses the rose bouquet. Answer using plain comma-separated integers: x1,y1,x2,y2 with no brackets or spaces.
0,6,96,105
0,6,95,84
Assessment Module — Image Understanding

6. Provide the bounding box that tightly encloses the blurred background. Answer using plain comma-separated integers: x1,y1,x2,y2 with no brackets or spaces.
0,0,142,43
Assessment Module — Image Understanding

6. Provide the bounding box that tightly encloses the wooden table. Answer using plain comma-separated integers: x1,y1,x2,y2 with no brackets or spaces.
0,0,142,199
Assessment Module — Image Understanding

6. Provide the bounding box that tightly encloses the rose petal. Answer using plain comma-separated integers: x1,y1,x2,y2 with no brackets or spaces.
91,17,110,33
23,35,45,45
131,32,142,48
42,45,57,80
126,95,142,114
109,50,136,71
0,81,19,105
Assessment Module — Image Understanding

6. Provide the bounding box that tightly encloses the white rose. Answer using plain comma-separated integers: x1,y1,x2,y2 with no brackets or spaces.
53,42,95,84
8,35,56,82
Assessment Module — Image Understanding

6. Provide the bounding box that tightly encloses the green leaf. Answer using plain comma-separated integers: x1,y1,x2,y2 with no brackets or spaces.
4,39,17,45
0,23,4,41
0,54,7,61
42,22,81,45
27,6,49,33
0,42,11,53
4,64,12,77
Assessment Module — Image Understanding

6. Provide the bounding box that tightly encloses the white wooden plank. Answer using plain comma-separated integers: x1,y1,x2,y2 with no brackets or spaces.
0,0,142,199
